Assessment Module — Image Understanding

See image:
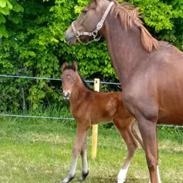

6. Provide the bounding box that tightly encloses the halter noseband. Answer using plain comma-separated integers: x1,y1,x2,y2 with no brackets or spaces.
71,1,114,44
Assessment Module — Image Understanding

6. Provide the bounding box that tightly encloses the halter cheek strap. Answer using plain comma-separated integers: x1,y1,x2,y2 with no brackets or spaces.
72,1,114,44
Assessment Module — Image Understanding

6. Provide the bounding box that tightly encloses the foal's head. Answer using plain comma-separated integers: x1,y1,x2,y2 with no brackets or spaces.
65,0,114,44
61,62,80,99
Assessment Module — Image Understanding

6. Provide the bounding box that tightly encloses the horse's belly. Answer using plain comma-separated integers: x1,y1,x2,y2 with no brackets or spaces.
157,79,183,125
158,109,183,125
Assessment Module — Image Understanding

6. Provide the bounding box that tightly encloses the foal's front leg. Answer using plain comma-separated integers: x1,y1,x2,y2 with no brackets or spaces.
79,137,89,181
61,122,88,183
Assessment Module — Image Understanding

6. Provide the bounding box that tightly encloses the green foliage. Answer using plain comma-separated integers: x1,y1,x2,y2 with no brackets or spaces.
0,0,183,111
129,0,183,47
0,0,23,37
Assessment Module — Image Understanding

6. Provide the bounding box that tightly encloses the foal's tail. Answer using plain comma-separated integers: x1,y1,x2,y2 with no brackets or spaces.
130,119,144,149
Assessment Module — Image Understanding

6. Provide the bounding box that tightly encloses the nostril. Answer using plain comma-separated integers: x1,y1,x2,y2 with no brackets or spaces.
65,28,75,41
65,30,71,41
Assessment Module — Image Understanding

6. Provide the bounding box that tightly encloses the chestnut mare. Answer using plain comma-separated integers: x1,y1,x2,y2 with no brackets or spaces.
65,0,183,183
61,62,143,183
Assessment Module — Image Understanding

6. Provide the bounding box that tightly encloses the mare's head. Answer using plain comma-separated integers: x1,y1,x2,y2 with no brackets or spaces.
61,62,79,100
65,0,158,52
65,0,114,44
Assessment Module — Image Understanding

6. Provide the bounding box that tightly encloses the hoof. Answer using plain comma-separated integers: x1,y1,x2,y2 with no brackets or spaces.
117,176,126,183
61,175,75,183
79,171,89,181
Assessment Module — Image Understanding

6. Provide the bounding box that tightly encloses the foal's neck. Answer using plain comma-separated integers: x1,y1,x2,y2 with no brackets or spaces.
70,77,90,104
103,12,149,85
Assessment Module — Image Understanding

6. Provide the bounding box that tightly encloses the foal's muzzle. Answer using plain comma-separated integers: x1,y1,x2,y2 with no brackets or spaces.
63,91,71,100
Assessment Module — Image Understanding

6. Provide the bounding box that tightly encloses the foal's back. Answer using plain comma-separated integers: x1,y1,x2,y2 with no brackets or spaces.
71,89,132,125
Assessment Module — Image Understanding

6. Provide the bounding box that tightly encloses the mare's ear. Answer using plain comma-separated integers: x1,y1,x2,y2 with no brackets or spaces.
94,0,101,5
61,62,68,72
72,61,78,71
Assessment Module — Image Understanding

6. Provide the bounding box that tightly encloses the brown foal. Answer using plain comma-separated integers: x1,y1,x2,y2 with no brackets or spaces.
61,62,142,183
65,0,183,182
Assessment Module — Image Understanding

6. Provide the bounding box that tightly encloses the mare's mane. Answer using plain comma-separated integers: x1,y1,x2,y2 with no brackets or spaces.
111,0,159,52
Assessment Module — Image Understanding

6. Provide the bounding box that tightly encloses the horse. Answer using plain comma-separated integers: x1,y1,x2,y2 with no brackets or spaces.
64,0,183,183
61,62,143,183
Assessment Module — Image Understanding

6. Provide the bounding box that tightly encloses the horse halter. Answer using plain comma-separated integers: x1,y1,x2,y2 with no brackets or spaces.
71,1,114,44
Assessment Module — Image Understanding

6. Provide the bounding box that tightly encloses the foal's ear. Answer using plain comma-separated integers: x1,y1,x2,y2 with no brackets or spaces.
61,62,68,72
72,61,78,71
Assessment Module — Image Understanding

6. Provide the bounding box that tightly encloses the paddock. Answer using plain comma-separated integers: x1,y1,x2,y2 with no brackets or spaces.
0,117,182,183
0,75,182,183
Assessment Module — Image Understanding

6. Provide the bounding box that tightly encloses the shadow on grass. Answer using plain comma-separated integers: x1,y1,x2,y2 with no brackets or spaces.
69,176,148,183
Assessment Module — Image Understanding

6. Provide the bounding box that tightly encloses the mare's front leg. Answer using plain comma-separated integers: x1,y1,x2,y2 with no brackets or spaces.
61,122,88,183
124,86,161,183
136,115,161,183
114,119,138,183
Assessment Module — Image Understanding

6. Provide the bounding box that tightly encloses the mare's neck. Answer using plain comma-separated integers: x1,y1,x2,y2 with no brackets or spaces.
102,11,149,85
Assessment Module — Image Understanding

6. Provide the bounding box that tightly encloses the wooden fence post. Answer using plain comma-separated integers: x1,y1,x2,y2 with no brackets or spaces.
91,78,100,159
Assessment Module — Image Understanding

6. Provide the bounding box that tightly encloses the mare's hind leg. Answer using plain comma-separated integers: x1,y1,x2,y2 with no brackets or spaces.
79,137,89,181
114,118,138,183
61,122,89,183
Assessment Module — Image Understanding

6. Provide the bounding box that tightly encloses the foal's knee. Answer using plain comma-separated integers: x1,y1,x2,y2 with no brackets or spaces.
72,147,81,157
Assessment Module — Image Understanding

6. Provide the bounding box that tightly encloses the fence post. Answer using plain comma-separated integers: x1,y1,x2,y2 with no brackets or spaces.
91,78,100,159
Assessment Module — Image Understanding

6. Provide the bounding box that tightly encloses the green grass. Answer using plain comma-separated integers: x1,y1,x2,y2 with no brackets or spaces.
0,117,182,183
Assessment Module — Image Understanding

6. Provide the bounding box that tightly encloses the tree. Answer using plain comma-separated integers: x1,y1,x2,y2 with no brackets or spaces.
0,0,182,111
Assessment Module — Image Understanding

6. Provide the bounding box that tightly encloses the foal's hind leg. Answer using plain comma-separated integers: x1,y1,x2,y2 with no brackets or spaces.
114,119,138,183
61,122,89,183
130,120,144,149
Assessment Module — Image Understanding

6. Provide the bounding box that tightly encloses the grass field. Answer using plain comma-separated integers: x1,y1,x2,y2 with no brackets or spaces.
0,117,182,183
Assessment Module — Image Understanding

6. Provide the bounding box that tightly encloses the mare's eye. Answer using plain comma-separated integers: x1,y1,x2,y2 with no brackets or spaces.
82,8,88,14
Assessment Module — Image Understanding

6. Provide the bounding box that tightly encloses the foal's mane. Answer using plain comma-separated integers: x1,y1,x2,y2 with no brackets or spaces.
112,1,159,52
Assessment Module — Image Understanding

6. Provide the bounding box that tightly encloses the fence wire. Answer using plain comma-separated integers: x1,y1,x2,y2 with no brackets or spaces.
0,113,74,121
0,74,120,85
